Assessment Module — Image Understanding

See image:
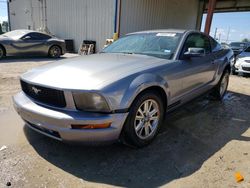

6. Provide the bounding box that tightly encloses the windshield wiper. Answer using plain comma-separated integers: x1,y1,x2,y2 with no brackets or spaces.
120,52,135,55
100,52,135,55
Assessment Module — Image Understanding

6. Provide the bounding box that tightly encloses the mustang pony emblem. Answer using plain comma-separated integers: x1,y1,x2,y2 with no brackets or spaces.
31,86,41,94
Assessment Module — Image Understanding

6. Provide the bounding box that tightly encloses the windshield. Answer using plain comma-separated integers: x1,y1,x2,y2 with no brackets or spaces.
2,30,28,40
230,42,246,48
102,32,182,59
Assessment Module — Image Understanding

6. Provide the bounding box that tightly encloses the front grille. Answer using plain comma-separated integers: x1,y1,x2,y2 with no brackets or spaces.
242,67,250,71
21,80,66,108
245,60,250,63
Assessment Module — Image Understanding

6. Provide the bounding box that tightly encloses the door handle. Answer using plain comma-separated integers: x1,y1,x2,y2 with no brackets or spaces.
211,59,217,64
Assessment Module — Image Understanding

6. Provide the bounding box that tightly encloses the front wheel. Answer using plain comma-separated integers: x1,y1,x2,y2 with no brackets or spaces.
211,70,229,100
0,46,5,59
48,45,62,58
121,91,165,148
243,73,249,77
231,68,237,75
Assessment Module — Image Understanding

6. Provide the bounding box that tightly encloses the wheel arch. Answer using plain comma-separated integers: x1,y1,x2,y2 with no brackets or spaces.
131,86,168,112
217,57,231,78
48,44,62,55
118,73,169,112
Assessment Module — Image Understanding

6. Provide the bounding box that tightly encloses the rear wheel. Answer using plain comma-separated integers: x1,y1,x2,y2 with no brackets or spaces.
0,46,5,59
122,91,165,148
211,70,229,100
49,45,61,58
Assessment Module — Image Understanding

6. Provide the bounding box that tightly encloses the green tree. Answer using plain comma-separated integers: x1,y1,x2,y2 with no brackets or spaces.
0,24,3,34
242,38,250,43
1,21,9,32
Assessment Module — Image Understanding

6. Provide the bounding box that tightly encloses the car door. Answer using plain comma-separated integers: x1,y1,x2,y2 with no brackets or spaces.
178,33,216,96
12,32,49,55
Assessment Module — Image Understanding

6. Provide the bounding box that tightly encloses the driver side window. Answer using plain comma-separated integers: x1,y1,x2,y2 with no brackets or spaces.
182,33,211,55
22,33,35,41
22,33,51,41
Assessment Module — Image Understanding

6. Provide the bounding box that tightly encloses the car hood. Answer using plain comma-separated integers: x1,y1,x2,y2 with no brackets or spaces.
0,35,11,41
231,46,244,50
238,56,250,62
239,52,250,58
21,53,168,90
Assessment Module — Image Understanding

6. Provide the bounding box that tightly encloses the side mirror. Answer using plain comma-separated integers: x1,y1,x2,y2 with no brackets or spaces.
22,36,31,40
183,47,205,58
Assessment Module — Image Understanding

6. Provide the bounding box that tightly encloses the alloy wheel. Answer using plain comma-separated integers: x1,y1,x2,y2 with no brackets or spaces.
0,48,3,58
50,46,61,57
134,99,160,139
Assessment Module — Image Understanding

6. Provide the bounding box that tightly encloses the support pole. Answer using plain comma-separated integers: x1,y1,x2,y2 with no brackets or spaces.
7,0,11,31
204,0,217,34
214,27,217,39
114,0,121,38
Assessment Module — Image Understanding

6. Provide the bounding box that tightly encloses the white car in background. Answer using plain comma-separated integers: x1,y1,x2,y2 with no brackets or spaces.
233,46,250,76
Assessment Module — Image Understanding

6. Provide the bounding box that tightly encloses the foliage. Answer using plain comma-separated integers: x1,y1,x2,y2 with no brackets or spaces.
1,21,9,33
0,24,3,34
242,38,250,43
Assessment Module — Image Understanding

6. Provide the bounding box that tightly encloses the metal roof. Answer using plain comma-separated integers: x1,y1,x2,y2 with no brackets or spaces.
204,0,250,13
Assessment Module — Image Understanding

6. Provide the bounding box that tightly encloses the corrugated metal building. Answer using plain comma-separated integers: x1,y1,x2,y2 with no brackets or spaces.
8,0,204,52
119,0,200,35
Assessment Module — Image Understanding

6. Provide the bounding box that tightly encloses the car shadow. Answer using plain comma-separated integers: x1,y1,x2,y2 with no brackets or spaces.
23,91,250,187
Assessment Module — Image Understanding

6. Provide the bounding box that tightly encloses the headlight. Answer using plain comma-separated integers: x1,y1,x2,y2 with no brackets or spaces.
235,58,244,67
73,92,110,112
236,57,243,63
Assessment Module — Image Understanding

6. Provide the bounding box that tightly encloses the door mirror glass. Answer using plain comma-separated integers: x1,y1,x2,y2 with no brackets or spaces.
184,47,205,58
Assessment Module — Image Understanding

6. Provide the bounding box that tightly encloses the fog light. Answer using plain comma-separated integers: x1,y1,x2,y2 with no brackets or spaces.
71,123,111,129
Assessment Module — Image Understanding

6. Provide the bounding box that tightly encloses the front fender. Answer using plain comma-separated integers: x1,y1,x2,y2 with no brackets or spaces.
105,73,169,111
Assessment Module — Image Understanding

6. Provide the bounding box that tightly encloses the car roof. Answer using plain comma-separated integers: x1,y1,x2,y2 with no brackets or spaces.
12,29,33,34
12,29,50,35
128,29,190,35
127,29,211,38
230,42,247,44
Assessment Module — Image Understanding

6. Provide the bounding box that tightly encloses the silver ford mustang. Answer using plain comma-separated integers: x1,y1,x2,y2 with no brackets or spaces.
13,29,234,147
0,30,66,59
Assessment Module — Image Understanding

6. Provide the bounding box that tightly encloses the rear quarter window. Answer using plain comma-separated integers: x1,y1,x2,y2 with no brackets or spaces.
245,47,250,52
210,37,222,52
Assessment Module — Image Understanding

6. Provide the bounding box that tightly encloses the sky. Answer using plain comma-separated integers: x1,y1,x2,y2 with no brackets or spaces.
0,0,7,24
201,12,250,43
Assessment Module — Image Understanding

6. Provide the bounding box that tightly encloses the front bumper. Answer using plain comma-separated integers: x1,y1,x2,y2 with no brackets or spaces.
13,92,128,144
61,44,66,55
235,61,250,74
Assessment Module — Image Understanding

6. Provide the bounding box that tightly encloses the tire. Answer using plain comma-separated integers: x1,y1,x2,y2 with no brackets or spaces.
0,46,5,59
211,70,229,100
231,68,237,75
121,91,165,148
243,73,249,77
48,45,62,58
